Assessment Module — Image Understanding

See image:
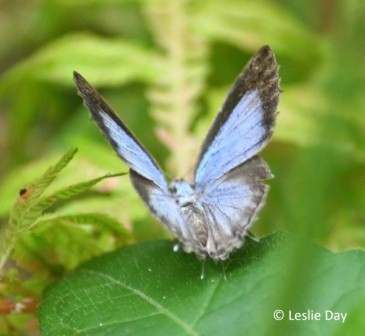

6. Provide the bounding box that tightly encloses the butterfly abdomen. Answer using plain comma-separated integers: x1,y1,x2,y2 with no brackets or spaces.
179,205,208,250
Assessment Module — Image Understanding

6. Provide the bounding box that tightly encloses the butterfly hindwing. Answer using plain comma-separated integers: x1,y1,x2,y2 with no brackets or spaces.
198,156,272,259
195,46,280,190
129,170,193,246
74,72,168,191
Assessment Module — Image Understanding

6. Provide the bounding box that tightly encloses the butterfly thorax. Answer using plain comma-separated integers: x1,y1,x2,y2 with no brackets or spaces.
169,179,197,206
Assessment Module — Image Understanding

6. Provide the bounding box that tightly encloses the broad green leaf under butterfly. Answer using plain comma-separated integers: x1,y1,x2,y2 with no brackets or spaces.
39,233,365,336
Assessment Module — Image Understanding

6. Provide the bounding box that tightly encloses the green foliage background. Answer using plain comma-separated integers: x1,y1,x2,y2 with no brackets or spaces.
0,0,364,334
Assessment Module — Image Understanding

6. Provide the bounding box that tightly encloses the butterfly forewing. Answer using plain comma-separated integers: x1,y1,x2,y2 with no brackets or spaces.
74,72,168,191
194,46,280,189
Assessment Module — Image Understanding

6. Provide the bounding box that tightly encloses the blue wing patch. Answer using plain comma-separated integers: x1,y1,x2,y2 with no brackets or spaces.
196,89,266,187
195,45,279,190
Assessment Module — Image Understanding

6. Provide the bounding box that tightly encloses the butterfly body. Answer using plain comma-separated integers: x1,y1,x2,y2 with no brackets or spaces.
74,45,280,261
169,179,210,258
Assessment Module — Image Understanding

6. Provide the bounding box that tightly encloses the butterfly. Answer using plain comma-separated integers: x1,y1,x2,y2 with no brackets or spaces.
74,45,280,261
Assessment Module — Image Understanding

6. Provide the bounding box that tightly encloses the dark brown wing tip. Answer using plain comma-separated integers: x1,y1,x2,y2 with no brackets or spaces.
73,70,83,87
73,71,92,96
72,71,105,116
229,45,280,122
257,45,273,55
194,46,281,168
72,70,140,143
248,45,281,130
255,45,275,59
253,45,280,86
73,70,80,79
223,45,280,113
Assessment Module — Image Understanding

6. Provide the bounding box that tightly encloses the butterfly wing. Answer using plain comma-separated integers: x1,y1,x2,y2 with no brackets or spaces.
199,156,272,259
194,46,280,189
194,46,280,259
74,71,168,190
129,170,197,251
74,72,192,244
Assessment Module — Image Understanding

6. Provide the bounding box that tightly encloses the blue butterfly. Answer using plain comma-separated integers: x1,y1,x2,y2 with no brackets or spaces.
74,45,280,261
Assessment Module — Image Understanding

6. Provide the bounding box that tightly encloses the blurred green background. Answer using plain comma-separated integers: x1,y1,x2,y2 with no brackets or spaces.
0,0,364,334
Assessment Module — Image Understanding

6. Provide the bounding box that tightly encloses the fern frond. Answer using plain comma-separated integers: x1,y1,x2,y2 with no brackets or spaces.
0,149,125,277
32,172,126,219
35,213,130,236
9,148,78,232
144,0,208,177
1,149,78,276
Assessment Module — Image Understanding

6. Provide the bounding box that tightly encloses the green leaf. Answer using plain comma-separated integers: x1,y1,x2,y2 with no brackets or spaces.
193,0,323,73
0,148,77,277
33,172,126,217
56,0,164,4
35,213,129,237
15,213,130,272
2,33,161,87
1,149,128,278
39,233,365,335
9,148,78,231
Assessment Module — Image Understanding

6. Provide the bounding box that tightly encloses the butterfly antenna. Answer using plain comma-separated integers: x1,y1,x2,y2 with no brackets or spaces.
221,262,227,281
200,260,205,280
175,164,195,183
246,230,260,242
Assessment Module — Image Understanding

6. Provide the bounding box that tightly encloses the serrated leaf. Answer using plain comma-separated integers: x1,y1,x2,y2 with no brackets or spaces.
32,172,126,217
0,148,78,276
35,213,129,237
9,148,78,231
0,149,128,278
39,233,365,335
15,213,130,272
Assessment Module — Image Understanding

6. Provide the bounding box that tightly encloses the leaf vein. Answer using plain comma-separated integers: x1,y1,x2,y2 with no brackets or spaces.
80,269,200,336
